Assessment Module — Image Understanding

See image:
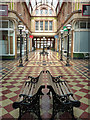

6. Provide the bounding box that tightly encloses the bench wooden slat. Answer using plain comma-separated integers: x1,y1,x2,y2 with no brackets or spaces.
64,82,77,100
56,83,63,96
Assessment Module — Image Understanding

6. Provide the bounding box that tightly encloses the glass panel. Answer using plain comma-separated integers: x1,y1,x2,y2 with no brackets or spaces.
45,21,48,30
0,21,2,28
75,21,79,29
36,9,39,14
2,21,8,28
45,9,48,14
40,9,43,14
40,21,43,30
49,9,52,15
49,21,52,30
80,22,86,29
9,20,13,28
87,23,90,29
35,21,39,30
0,31,9,54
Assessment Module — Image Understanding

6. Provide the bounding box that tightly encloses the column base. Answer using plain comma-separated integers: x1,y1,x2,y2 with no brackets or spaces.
18,63,23,67
66,63,71,66
25,58,28,61
60,58,63,61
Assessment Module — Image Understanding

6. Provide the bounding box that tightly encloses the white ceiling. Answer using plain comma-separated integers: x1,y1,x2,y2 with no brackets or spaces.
30,0,59,9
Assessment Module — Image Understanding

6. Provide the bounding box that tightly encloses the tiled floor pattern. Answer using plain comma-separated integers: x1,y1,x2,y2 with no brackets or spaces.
0,51,36,80
0,50,89,120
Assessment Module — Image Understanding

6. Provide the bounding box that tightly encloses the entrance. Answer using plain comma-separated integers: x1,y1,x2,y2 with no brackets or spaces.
33,37,55,50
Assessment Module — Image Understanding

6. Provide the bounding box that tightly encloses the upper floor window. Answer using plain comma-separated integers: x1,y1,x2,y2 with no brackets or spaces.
45,9,48,14
49,9,52,15
45,21,48,30
75,21,90,29
35,21,39,30
2,21,8,28
36,9,39,14
87,22,90,29
80,22,86,29
49,21,52,30
0,20,13,28
40,21,43,30
40,9,43,14
75,21,79,29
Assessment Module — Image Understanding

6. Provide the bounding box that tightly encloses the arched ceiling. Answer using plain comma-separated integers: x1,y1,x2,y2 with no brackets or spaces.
30,0,59,9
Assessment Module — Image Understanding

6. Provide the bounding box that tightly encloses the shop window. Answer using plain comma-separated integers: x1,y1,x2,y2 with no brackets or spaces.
0,31,9,54
80,22,86,29
49,21,52,30
40,21,43,30
35,21,39,30
0,21,2,28
45,21,48,30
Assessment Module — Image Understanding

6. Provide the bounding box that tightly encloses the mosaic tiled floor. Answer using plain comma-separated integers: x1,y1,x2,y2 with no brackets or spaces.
0,50,90,120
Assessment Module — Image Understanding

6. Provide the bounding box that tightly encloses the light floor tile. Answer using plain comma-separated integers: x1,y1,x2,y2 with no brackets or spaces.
9,109,19,118
80,98,89,105
85,106,90,113
0,108,8,116
2,99,13,107
74,108,84,118
10,87,20,92
72,86,81,91
75,91,87,97
5,92,17,99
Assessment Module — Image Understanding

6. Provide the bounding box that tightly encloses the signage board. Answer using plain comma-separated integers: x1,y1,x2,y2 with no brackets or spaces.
82,4,90,16
0,5,8,16
63,26,68,31
29,35,33,39
54,35,59,38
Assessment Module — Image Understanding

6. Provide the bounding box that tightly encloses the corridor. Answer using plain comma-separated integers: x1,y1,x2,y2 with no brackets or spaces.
0,50,89,119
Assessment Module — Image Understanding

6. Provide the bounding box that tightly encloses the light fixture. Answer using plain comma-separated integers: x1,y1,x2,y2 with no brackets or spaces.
66,24,71,30
60,30,64,34
25,30,28,34
18,25,24,30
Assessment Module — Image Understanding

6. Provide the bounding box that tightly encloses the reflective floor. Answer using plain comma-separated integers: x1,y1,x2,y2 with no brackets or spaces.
0,50,89,119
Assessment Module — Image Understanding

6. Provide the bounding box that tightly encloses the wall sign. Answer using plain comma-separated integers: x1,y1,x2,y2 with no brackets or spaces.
63,26,68,31
29,35,33,39
0,5,8,16
54,35,59,38
82,4,90,16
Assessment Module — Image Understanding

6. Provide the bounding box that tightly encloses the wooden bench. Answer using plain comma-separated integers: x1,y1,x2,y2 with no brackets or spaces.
46,70,81,120
13,71,45,120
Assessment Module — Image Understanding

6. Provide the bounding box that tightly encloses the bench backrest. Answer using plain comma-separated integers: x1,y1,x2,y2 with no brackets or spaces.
17,71,44,102
46,70,79,105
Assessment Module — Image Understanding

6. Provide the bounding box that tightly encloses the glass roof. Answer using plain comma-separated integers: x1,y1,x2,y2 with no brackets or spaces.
30,0,59,9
